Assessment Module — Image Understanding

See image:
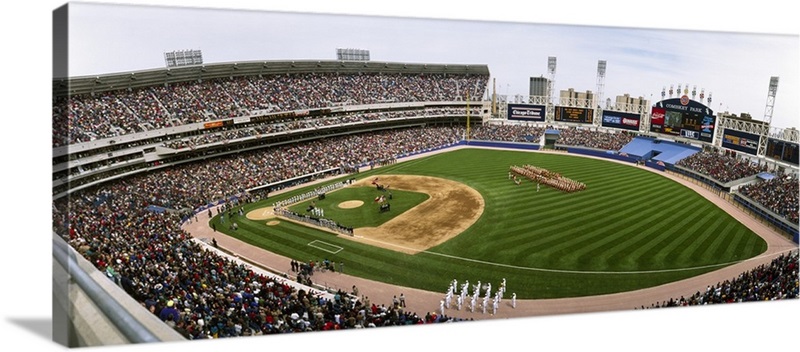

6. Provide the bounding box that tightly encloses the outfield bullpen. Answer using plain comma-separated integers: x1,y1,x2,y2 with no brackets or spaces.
214,147,768,299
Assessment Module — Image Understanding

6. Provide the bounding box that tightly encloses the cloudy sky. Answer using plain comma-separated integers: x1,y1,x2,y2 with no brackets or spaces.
65,1,799,130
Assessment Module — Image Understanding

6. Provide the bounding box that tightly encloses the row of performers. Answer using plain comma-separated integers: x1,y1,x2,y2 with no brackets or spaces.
509,164,586,193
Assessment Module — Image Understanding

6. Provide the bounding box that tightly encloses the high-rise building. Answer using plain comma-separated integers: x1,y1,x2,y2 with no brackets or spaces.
529,76,549,97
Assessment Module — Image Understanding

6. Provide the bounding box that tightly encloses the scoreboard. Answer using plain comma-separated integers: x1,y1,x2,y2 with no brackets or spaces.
721,129,759,155
766,138,799,165
554,106,593,124
650,97,715,143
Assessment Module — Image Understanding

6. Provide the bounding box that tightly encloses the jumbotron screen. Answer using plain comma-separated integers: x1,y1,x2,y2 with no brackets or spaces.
650,97,715,143
554,106,593,124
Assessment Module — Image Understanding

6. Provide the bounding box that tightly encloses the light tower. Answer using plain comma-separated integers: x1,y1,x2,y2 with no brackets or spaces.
594,60,606,126
757,76,779,156
546,56,557,123
164,49,203,68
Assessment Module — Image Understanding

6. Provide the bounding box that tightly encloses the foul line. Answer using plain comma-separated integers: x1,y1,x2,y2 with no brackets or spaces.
351,235,796,275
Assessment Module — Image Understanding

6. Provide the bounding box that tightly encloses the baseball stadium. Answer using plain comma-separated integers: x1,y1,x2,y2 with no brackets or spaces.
51,11,799,350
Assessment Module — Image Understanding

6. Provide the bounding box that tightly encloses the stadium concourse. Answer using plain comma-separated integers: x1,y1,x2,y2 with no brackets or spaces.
54,68,798,341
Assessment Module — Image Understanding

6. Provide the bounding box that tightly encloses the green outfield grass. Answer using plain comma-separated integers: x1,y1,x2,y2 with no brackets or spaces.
211,147,768,299
286,186,429,228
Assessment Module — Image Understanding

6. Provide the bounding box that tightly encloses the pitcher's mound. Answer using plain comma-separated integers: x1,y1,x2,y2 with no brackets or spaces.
338,200,364,209
266,220,280,226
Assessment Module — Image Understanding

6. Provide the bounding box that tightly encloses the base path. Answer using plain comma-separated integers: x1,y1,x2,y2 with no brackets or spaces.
182,145,798,321
348,175,484,254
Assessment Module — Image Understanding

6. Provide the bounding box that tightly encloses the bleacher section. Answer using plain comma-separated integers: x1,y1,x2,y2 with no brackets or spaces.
618,137,701,165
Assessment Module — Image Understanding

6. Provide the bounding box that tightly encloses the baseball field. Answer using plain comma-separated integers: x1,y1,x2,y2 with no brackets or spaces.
211,147,768,299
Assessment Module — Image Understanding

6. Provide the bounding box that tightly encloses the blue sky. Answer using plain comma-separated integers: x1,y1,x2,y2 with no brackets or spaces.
65,1,799,130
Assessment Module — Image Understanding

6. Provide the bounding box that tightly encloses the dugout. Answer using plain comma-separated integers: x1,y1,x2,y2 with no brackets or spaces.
544,129,560,149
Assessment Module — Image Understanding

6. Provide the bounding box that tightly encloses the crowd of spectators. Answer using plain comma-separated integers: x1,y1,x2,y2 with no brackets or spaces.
53,72,488,147
737,174,799,224
676,151,767,183
468,123,545,143
638,250,798,309
556,127,635,151
87,126,465,211
54,125,480,340
160,107,479,150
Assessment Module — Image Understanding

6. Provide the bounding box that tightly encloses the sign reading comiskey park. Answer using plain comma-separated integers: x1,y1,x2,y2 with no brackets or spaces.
507,104,546,122
650,96,715,143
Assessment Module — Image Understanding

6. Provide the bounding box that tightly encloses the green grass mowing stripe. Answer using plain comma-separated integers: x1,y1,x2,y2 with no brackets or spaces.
537,194,701,270
553,218,657,270
591,192,702,266
512,186,680,254
485,186,672,263
718,226,748,260
711,218,764,260
620,196,714,269
709,220,757,260
692,220,740,262
658,203,728,266
732,229,766,260
672,212,740,264
557,196,686,270
226,223,326,261
634,202,720,268
515,185,676,241
592,215,684,270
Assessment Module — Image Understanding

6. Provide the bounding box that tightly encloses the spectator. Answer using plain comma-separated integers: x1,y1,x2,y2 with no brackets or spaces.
639,250,798,309
738,174,799,224
677,151,767,183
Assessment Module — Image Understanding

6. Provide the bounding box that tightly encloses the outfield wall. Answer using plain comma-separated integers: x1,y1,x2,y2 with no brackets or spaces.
459,140,540,150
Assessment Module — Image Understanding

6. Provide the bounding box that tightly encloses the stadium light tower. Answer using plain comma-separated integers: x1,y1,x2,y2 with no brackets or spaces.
164,49,203,68
594,60,606,126
757,76,779,156
336,48,370,61
546,56,557,123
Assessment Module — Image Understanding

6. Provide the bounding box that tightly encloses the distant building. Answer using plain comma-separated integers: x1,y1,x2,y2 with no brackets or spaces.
559,88,594,107
720,111,754,121
529,76,549,97
612,94,649,112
